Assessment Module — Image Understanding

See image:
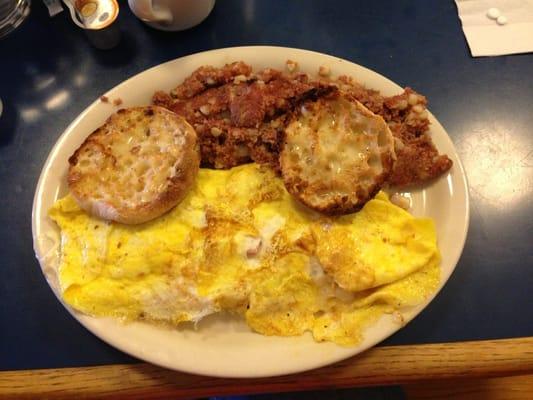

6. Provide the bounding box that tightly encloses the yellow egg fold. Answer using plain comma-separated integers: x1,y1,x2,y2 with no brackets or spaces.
49,164,440,346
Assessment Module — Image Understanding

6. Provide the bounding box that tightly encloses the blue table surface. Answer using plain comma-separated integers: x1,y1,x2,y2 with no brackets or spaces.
1,0,532,373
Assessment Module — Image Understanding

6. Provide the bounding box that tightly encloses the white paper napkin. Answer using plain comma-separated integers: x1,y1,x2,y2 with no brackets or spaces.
455,0,533,56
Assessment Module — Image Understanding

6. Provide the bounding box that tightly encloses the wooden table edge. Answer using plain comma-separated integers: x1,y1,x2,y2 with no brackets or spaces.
1,337,532,399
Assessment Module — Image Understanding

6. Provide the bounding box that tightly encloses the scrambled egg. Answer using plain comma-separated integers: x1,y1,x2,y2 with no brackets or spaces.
49,164,440,345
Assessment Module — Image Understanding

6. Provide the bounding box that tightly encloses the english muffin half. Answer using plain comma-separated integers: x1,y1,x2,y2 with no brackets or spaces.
280,93,395,215
68,106,200,224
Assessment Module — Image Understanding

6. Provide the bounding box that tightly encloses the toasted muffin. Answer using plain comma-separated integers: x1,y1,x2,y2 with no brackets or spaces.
68,106,200,224
280,93,395,215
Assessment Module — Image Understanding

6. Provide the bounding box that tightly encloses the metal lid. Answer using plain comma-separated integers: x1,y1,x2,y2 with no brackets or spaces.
75,0,118,30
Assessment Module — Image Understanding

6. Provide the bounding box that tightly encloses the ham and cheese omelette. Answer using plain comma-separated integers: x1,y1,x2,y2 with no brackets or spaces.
49,164,440,346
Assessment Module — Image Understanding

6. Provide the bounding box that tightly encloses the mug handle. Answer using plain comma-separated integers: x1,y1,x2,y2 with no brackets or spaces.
127,0,173,23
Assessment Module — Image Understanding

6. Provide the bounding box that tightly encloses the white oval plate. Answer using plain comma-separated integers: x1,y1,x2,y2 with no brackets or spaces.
32,46,469,378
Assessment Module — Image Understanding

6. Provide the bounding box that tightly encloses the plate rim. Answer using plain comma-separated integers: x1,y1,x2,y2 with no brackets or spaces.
32,45,470,378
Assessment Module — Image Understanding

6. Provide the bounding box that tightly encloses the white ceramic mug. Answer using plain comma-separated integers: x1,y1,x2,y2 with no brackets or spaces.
127,0,215,31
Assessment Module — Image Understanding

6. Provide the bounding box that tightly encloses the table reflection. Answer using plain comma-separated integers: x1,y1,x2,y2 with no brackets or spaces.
458,123,531,209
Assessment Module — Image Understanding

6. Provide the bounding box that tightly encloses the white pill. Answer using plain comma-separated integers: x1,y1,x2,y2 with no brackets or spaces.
496,15,508,25
487,8,501,19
